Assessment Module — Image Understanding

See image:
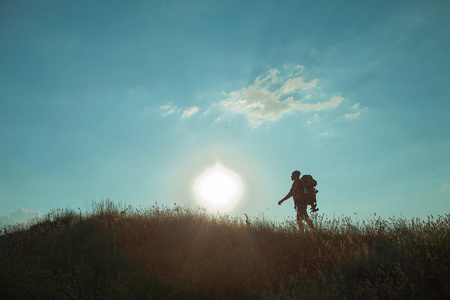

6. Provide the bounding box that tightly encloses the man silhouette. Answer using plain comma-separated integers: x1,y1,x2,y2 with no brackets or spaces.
278,170,315,232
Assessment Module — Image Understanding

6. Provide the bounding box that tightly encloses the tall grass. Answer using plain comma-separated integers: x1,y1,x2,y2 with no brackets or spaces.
1,199,449,299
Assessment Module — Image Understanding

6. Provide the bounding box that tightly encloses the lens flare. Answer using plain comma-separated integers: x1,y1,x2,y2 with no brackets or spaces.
193,163,243,212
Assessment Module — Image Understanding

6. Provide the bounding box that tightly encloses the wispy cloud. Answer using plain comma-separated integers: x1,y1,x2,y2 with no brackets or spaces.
158,65,367,125
0,208,41,226
297,96,344,111
160,103,178,115
220,66,347,126
344,103,368,119
181,106,199,119
160,104,200,120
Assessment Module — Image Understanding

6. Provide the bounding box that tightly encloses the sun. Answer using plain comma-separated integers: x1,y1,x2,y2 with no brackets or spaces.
193,163,243,212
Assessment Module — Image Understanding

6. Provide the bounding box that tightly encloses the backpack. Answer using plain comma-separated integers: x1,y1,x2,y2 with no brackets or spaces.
300,175,318,206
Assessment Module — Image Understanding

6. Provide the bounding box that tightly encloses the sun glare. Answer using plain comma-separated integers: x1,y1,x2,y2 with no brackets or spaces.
193,163,243,212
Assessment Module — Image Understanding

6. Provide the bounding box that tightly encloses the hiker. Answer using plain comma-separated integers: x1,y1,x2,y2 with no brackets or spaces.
278,170,316,232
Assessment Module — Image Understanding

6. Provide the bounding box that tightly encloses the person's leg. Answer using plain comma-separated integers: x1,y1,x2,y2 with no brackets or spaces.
304,216,315,231
296,205,307,232
296,215,305,232
297,204,315,231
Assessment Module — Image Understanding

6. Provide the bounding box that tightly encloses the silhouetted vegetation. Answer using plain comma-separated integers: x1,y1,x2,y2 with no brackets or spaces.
1,199,449,299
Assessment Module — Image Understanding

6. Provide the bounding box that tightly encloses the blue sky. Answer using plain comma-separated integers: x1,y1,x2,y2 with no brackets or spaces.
1,0,449,225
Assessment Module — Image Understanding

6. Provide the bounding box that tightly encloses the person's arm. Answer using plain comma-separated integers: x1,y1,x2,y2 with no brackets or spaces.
278,192,292,205
278,182,296,205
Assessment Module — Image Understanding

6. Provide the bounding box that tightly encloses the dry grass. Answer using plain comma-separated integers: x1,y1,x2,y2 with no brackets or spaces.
1,199,449,299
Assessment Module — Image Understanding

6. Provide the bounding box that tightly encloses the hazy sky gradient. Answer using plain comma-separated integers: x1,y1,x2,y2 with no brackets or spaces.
1,0,449,225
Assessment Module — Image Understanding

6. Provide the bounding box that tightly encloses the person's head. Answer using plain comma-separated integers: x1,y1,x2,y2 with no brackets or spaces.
291,170,301,180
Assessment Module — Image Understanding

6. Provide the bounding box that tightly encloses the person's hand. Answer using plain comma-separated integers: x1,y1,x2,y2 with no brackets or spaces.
278,200,283,206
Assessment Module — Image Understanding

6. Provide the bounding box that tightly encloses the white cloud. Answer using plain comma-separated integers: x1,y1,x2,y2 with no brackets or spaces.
281,77,318,94
220,67,345,126
0,208,42,226
160,103,179,115
181,106,199,119
158,66,367,126
160,103,200,120
296,96,344,111
344,112,361,119
344,103,368,119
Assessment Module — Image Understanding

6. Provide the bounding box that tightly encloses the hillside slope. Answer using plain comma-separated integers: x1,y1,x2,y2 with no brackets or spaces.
1,201,449,299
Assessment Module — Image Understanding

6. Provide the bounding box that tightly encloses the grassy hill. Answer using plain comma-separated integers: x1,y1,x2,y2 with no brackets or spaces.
1,200,449,299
